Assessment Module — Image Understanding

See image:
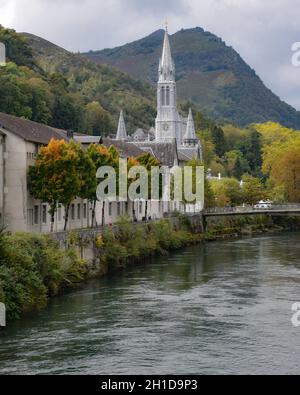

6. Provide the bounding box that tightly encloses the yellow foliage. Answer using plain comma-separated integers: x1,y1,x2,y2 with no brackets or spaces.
254,122,297,146
262,134,300,202
95,235,104,249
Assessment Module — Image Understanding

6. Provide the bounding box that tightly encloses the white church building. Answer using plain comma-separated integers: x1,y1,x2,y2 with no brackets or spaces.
115,27,202,164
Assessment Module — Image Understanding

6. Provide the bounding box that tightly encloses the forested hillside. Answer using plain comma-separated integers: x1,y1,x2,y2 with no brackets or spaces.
0,26,156,134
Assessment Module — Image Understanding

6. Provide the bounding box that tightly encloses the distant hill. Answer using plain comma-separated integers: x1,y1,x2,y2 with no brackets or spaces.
83,28,300,128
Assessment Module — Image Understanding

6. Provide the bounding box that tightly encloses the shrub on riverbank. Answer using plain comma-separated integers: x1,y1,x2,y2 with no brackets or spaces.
0,230,86,321
100,217,199,270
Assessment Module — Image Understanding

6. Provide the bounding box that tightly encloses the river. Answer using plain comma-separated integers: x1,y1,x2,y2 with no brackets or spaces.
1,233,300,375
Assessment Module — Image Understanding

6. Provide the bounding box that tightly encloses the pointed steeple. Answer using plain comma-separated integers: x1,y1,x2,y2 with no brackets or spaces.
116,110,127,141
159,27,175,82
184,108,198,146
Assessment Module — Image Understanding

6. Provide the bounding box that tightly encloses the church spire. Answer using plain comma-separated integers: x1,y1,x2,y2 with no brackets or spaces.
159,27,175,82
184,108,198,146
116,110,127,141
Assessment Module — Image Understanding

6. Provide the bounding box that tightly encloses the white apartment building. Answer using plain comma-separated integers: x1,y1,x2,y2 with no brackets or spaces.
0,112,180,233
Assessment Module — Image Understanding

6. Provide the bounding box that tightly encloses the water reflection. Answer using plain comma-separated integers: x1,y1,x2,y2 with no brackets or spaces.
0,233,300,375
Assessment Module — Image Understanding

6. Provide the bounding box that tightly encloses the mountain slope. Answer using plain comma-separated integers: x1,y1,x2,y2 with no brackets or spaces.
83,28,300,128
22,32,157,132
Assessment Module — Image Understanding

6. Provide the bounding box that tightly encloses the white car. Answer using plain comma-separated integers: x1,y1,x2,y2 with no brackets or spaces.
254,200,273,210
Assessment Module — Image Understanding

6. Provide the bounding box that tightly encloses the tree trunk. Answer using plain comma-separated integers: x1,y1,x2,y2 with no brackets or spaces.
50,211,55,233
91,200,97,228
101,201,106,227
50,203,56,233
64,204,70,231
144,201,148,222
132,201,137,222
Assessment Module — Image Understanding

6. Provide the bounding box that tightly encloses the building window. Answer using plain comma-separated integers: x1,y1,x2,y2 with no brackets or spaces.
109,203,113,217
34,205,39,225
125,202,128,214
42,205,47,224
71,204,75,220
139,201,143,214
77,203,81,220
117,203,121,216
83,203,87,219
166,86,170,106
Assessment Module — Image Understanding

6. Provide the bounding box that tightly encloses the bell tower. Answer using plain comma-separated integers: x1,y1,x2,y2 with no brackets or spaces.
155,27,182,144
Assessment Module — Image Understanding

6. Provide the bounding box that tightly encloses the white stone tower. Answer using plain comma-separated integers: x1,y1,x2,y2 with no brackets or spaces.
155,27,182,144
116,110,127,141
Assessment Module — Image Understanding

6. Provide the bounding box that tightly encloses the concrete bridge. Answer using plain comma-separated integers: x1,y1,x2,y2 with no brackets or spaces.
202,204,300,218
200,204,300,231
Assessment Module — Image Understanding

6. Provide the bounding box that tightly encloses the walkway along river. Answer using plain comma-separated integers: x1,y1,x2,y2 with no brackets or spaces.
0,232,300,375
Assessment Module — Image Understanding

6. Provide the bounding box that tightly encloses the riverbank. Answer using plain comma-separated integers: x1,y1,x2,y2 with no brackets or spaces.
1,214,300,323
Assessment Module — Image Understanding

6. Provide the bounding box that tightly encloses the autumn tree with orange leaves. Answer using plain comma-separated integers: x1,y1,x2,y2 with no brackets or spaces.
28,139,83,231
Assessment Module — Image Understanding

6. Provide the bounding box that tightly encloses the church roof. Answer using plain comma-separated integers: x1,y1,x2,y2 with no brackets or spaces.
103,138,145,159
133,140,178,167
178,147,201,162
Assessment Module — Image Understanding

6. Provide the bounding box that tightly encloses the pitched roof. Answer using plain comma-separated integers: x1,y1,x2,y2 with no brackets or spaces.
74,135,102,144
178,147,200,162
133,140,178,166
103,138,145,158
0,112,67,144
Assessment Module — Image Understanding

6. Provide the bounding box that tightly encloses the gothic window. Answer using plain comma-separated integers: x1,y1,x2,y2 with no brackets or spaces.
161,87,165,106
166,86,170,106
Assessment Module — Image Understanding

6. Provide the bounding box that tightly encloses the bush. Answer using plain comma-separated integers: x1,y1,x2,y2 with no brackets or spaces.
98,218,196,272
0,231,86,320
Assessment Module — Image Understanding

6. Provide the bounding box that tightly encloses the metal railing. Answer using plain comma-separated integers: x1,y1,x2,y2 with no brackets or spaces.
203,204,300,215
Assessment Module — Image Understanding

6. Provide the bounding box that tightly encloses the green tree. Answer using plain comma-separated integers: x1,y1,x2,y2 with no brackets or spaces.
240,130,262,175
69,141,97,226
211,126,227,157
241,174,267,205
87,144,113,227
83,101,113,136
210,178,242,207
51,93,84,132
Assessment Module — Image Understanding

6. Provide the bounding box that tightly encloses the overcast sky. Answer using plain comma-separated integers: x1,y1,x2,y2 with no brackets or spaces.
1,0,300,110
